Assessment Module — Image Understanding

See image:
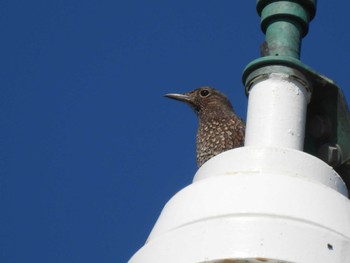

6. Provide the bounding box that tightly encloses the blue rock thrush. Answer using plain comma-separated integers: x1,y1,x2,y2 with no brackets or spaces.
165,86,245,167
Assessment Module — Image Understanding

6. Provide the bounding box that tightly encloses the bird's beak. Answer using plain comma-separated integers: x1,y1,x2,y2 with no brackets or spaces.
165,92,200,113
164,93,193,104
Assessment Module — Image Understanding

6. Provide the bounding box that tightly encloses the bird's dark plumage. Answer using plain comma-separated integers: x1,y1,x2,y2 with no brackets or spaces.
165,86,245,167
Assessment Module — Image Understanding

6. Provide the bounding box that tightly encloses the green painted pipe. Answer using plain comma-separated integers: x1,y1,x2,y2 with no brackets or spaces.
262,1,310,58
243,0,317,85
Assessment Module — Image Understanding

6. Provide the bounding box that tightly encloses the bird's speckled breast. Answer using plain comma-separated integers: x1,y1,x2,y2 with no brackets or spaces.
196,116,245,167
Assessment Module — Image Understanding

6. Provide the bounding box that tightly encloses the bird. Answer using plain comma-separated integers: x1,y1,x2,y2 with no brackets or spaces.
165,86,245,167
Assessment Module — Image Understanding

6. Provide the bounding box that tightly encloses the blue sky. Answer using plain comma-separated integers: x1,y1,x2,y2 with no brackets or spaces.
2,1,350,262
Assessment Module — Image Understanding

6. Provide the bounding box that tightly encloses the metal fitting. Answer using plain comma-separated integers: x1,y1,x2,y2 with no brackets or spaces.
318,143,342,167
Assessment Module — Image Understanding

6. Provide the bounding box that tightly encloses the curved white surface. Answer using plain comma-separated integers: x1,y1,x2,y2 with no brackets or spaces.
130,148,350,263
195,146,347,195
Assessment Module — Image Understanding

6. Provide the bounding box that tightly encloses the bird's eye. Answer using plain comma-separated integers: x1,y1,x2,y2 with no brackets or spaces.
200,89,210,97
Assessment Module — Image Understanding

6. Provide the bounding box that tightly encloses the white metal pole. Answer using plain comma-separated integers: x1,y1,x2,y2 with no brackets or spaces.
245,73,310,150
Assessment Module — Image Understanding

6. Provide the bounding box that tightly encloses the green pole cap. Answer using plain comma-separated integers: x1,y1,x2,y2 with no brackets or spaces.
257,0,317,21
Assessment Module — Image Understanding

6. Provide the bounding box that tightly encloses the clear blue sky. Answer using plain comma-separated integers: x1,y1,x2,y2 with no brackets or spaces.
2,1,350,262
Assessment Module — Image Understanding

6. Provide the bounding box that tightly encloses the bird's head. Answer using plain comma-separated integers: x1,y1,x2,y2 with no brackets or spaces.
165,86,234,117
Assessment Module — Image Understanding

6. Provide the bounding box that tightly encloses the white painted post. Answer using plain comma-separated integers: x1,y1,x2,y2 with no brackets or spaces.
244,73,310,150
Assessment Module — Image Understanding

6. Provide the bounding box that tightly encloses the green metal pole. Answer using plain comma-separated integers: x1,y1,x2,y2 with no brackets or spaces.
243,0,316,85
260,1,312,58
